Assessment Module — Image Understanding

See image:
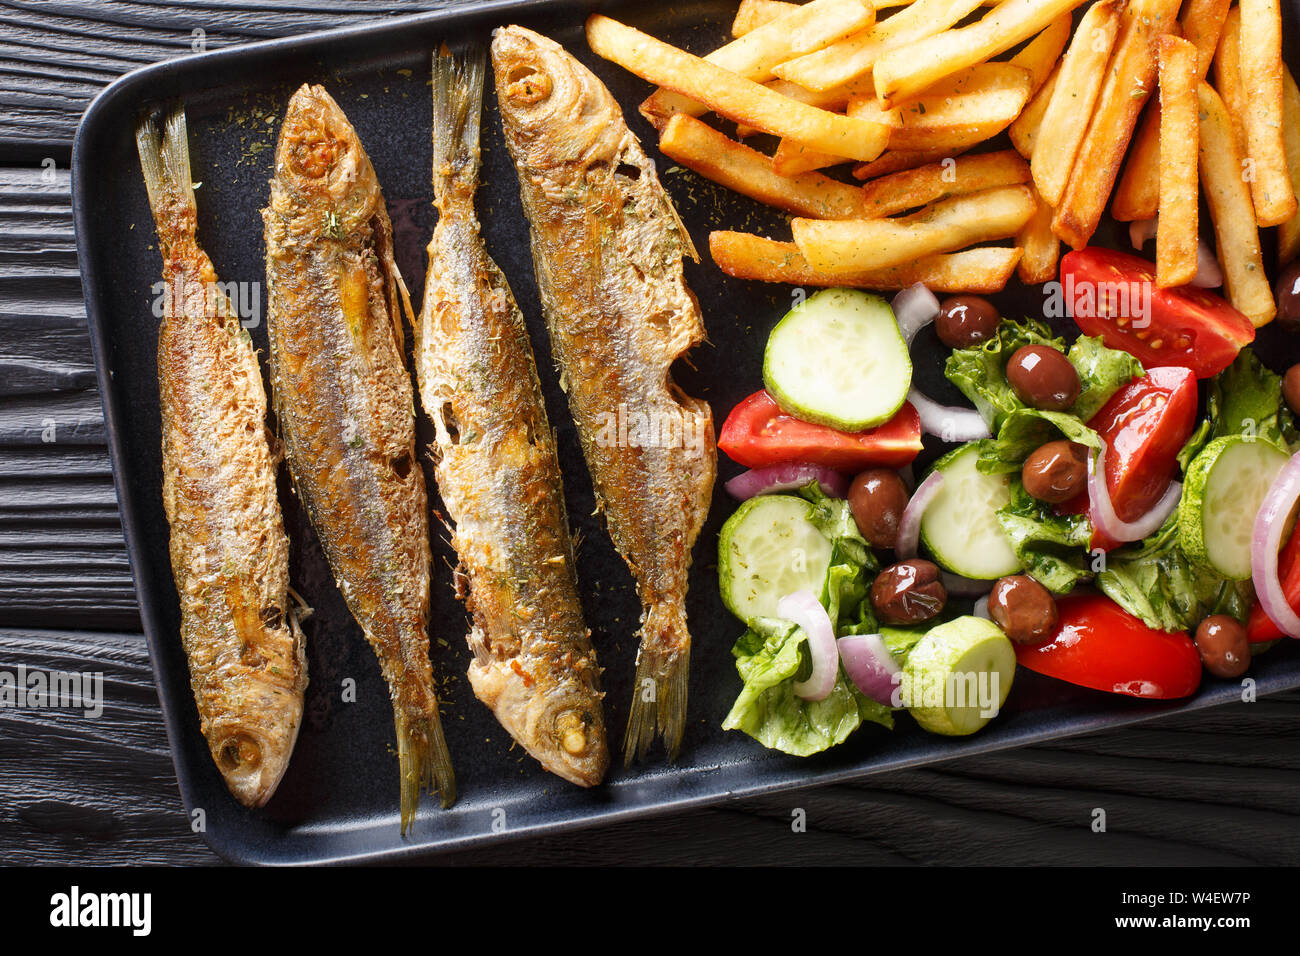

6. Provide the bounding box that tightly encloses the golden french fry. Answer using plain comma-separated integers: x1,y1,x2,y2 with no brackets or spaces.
1179,0,1231,77
735,79,861,137
1198,82,1276,326
858,150,1030,218
1008,13,1072,93
1111,107,1160,222
771,137,852,176
732,0,800,37
1280,66,1300,266
659,114,869,219
1213,7,1248,153
640,0,876,125
1052,0,1180,250
875,63,1031,136
872,0,1086,105
1156,36,1200,289
710,230,1023,292
1030,0,1121,209
792,184,1036,271
1009,64,1059,159
586,15,891,162
1237,0,1298,227
1016,183,1059,284
852,147,963,179
773,0,985,92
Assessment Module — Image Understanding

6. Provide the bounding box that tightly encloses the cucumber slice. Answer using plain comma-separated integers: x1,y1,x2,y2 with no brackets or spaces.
920,442,1021,579
718,495,835,625
1179,435,1289,580
762,288,911,432
900,616,1015,736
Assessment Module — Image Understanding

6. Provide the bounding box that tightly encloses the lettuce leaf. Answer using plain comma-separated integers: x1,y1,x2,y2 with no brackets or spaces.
977,407,1101,476
995,480,1095,594
1208,350,1297,449
944,317,1064,430
1068,334,1145,422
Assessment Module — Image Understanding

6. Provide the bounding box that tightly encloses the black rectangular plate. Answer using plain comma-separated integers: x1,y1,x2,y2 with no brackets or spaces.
73,0,1300,864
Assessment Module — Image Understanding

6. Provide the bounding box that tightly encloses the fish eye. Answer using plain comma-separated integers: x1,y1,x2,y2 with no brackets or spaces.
218,732,263,771
505,67,552,106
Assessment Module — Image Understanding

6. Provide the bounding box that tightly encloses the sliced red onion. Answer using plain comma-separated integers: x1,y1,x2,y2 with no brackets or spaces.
1129,217,1156,250
973,594,991,620
837,633,900,706
1190,240,1224,288
778,590,839,701
1251,451,1300,639
896,469,945,559
725,462,848,501
1086,442,1182,543
942,571,996,597
907,386,992,441
892,282,941,348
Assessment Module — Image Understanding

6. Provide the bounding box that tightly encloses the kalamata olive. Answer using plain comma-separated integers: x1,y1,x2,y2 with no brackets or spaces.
987,575,1057,645
1276,259,1300,331
870,559,946,625
848,468,909,548
1194,614,1250,678
1006,345,1080,411
936,295,1000,348
1021,440,1089,504
1283,365,1300,417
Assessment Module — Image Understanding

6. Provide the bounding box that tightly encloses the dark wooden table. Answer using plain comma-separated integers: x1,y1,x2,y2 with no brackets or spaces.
1,0,1297,866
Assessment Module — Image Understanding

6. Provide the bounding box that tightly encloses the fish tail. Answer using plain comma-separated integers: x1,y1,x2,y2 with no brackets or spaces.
623,602,691,766
431,42,486,203
134,105,196,254
394,704,456,835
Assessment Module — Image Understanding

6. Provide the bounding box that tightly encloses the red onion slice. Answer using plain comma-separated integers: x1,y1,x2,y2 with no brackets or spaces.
1129,217,1157,250
1190,240,1224,288
1086,442,1182,543
778,590,839,701
896,469,945,559
907,387,992,441
1251,451,1300,639
973,594,991,621
892,282,941,348
837,633,900,706
725,462,848,501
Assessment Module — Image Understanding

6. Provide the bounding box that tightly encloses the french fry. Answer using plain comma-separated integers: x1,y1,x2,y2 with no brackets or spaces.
1280,66,1300,266
1155,36,1200,288
1052,0,1180,250
852,147,963,179
1110,107,1161,222
1213,7,1248,153
858,150,1030,218
1180,0,1231,76
586,15,891,162
1198,82,1276,326
1030,0,1121,208
773,0,985,92
1016,183,1059,284
791,184,1036,271
659,114,870,219
732,0,800,37
1009,64,1059,159
772,137,856,176
710,230,1023,292
1008,13,1072,93
887,122,1018,151
735,79,859,137
871,63,1032,138
1237,0,1298,227
872,0,1086,105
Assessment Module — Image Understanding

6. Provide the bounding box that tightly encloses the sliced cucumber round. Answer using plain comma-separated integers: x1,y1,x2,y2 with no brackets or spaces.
718,494,834,625
762,288,911,432
1178,435,1289,580
919,442,1021,579
901,616,1016,736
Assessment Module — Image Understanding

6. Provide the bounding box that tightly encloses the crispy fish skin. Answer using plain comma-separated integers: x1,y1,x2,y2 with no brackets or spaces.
262,85,454,830
417,47,608,786
492,26,716,764
137,107,306,808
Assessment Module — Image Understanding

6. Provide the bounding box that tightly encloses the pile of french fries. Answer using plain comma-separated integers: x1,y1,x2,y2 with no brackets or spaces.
586,0,1300,317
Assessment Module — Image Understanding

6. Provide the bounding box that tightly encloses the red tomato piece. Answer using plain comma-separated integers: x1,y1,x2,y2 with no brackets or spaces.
1246,520,1300,643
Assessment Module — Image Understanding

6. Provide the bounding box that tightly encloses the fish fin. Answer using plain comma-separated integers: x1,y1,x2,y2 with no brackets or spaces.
623,603,690,765
431,42,486,204
394,705,456,835
135,104,196,255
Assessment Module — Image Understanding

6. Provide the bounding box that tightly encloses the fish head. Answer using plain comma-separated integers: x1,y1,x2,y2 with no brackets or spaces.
205,701,300,809
491,26,624,176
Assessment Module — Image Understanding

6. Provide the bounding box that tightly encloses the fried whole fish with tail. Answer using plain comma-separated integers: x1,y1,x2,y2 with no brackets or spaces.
137,106,306,808
492,26,716,765
415,45,608,786
262,84,454,830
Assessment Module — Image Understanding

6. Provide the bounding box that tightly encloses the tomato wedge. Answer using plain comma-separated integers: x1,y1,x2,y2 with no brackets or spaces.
1016,595,1202,699
1247,519,1300,643
718,390,922,471
1057,365,1198,551
1060,248,1254,378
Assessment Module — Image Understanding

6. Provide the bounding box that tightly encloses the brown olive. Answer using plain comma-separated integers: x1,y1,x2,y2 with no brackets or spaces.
871,559,946,625
1006,345,1080,411
1276,259,1300,331
1283,365,1300,417
1021,440,1089,504
936,295,1000,348
987,575,1058,645
848,469,909,548
1194,614,1250,679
